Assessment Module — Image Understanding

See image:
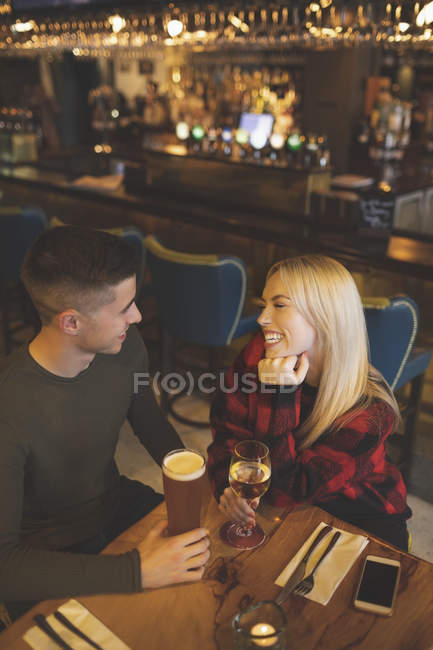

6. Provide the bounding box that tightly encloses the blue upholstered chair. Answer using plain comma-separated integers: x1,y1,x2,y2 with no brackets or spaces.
117,227,146,296
363,296,432,479
144,235,260,425
0,206,48,354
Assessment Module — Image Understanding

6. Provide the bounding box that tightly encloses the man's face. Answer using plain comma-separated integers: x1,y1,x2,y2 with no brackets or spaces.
77,276,142,355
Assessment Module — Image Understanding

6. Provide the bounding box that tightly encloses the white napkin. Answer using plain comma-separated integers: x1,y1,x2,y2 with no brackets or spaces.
275,521,369,606
23,598,131,649
70,174,123,192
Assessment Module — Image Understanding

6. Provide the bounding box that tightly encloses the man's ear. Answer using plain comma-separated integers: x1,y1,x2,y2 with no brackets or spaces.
57,309,82,336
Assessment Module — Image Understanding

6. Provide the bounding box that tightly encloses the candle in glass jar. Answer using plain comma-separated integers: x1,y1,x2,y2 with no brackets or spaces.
250,622,277,647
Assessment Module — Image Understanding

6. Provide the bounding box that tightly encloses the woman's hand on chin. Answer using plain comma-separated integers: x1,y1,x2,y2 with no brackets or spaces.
258,352,309,386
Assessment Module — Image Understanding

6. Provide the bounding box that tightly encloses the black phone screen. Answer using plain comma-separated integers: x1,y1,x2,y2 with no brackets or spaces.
357,560,399,607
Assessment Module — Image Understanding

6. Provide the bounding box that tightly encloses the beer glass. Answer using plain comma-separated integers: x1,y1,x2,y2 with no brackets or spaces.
162,448,206,536
221,440,271,549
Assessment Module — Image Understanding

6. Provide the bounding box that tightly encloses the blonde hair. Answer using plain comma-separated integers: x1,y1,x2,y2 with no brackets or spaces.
267,255,400,449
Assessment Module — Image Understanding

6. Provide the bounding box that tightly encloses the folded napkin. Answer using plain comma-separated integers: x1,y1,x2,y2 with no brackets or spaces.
23,599,131,649
70,174,123,192
275,521,369,606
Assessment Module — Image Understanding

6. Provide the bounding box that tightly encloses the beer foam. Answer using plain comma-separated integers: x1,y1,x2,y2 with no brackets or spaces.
163,450,205,481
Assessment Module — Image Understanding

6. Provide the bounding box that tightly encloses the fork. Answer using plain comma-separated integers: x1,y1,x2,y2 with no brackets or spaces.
293,531,341,597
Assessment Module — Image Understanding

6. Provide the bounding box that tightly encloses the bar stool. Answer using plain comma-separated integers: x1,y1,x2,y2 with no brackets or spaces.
144,235,260,427
363,296,432,480
0,206,47,355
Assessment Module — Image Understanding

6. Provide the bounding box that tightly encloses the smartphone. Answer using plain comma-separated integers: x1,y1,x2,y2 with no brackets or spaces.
354,555,401,616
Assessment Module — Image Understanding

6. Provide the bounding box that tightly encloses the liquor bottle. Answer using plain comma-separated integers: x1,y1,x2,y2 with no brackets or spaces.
318,135,330,167
304,133,319,168
221,126,233,156
207,126,218,154
191,124,205,153
286,132,303,167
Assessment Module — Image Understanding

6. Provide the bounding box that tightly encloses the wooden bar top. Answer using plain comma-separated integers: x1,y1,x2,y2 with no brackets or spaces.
1,161,433,283
1,497,433,650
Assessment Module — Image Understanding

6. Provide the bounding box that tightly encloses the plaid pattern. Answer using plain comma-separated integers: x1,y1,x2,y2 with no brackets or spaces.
208,334,410,519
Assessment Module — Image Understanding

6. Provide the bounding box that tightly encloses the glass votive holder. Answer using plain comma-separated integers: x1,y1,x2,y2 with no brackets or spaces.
233,600,287,649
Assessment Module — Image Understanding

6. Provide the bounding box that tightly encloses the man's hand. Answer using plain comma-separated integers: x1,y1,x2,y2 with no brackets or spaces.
137,520,210,589
219,487,259,527
258,352,309,386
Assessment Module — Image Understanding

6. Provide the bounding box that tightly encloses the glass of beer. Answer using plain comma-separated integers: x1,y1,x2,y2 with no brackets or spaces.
162,448,206,536
221,440,271,550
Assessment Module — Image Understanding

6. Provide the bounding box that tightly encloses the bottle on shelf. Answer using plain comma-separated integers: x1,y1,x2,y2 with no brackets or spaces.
318,135,330,167
286,131,303,167
221,126,233,156
303,133,319,168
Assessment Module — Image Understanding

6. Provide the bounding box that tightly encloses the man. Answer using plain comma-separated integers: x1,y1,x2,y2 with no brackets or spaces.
0,226,209,619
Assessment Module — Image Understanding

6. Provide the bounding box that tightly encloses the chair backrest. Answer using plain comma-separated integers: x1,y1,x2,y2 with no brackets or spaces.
363,296,418,390
119,227,146,293
144,235,248,346
0,207,47,283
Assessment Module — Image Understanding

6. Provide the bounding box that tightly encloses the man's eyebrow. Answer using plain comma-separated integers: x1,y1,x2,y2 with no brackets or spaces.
120,297,135,313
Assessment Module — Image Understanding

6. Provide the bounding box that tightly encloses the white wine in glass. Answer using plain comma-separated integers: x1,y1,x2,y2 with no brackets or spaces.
221,440,271,549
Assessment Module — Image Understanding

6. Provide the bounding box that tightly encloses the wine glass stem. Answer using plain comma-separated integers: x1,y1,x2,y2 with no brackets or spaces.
238,499,255,535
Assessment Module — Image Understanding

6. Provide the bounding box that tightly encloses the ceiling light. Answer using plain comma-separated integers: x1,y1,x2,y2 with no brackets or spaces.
417,0,433,26
11,21,35,33
167,19,183,38
229,14,250,33
108,15,126,34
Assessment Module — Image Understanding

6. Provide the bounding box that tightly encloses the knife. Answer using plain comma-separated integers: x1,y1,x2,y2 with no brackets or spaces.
33,614,73,649
54,610,104,650
275,524,332,605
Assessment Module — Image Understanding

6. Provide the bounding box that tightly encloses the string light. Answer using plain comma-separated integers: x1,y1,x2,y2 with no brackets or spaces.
2,2,433,55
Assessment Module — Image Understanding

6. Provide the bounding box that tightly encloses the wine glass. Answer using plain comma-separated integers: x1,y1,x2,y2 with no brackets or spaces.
220,440,271,550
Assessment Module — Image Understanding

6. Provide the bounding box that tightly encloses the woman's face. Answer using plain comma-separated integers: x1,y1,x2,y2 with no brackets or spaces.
257,272,317,360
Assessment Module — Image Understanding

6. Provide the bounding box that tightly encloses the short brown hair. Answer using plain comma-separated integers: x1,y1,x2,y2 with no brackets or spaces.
21,226,139,325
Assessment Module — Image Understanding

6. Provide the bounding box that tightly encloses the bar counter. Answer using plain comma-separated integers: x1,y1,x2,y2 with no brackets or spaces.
0,151,433,286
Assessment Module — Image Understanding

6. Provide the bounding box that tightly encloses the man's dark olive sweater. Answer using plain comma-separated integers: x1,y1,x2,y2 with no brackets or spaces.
0,326,182,601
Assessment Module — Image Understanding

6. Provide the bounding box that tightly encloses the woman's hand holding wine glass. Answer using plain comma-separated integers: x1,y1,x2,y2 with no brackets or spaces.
219,488,259,528
220,440,271,549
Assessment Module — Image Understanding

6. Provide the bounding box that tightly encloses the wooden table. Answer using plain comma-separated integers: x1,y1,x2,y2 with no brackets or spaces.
1,498,433,650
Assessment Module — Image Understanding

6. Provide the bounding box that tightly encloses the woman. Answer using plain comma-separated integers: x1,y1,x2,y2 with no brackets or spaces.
207,255,411,550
